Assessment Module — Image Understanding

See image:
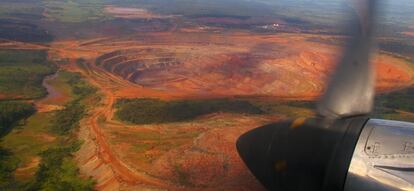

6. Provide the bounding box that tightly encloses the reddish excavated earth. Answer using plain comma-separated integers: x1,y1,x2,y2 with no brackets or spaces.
6,29,413,190
401,26,414,38
0,40,48,50
91,33,413,99
104,6,176,19
1,4,412,189
402,31,414,37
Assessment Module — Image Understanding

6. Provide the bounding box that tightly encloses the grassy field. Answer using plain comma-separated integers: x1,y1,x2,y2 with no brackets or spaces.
374,87,414,122
0,0,108,26
0,1,43,18
0,1,52,42
43,0,109,23
0,101,35,189
0,70,97,190
26,72,97,190
249,99,315,118
0,48,52,188
1,70,96,173
0,50,56,100
1,112,56,181
379,39,414,61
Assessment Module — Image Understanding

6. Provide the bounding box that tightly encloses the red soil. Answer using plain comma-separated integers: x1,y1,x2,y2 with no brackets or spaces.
375,54,413,91
92,33,413,99
5,26,413,190
402,31,414,37
104,114,280,190
44,32,414,190
104,6,175,19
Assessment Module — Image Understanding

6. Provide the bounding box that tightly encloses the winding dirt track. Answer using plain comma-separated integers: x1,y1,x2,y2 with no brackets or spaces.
2,34,413,190
61,37,413,190
0,40,178,190
46,39,268,190
74,58,179,190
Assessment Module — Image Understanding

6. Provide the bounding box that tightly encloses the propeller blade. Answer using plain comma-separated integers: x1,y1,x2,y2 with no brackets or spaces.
237,1,380,190
317,0,378,119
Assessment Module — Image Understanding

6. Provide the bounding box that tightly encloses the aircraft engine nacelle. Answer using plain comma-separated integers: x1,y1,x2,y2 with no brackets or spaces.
237,118,414,191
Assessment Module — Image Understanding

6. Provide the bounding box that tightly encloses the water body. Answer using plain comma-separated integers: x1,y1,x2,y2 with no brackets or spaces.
41,72,61,103
35,71,64,112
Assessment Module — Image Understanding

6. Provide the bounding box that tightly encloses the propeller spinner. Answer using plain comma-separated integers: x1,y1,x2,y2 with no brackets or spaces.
236,0,414,190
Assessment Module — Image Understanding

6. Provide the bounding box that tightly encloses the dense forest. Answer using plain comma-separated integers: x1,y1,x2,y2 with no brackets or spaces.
0,50,56,100
50,72,97,135
115,98,264,124
0,102,35,136
29,72,96,191
0,101,35,190
373,87,414,122
0,72,96,191
115,86,414,125
27,143,94,191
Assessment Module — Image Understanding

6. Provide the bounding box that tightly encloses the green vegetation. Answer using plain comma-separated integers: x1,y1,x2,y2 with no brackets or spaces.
374,87,414,122
0,50,56,100
27,143,94,191
0,71,95,182
0,1,42,18
0,147,20,191
43,0,109,23
250,100,315,118
1,112,55,171
0,49,53,189
44,72,75,105
115,91,414,125
306,37,346,46
377,88,414,112
0,101,35,136
26,72,96,190
114,97,318,125
50,72,96,135
51,102,85,135
379,40,414,61
115,98,263,124
0,70,96,190
0,1,51,42
0,101,35,190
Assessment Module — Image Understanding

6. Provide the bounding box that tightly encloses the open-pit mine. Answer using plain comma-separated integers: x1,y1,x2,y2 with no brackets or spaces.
44,30,412,190
0,1,413,191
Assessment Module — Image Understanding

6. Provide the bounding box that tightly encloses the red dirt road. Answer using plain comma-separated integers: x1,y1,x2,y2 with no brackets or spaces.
4,31,413,190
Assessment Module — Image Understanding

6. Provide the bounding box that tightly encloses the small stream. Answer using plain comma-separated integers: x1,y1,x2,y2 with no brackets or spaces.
35,71,63,111
40,72,60,102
